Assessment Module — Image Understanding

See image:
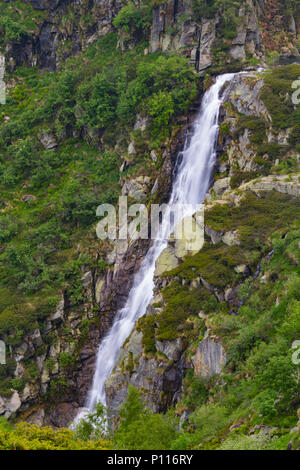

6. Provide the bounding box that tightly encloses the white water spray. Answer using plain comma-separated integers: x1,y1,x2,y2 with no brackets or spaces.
86,73,235,411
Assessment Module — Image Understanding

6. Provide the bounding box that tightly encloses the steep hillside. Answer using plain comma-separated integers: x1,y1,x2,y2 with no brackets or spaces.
0,0,299,451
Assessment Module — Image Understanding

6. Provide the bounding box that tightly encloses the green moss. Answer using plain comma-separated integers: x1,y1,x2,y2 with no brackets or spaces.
0,304,37,338
181,369,209,411
230,171,259,189
156,282,210,341
152,192,300,347
137,314,157,355
59,353,77,369
0,32,199,341
0,1,46,47
206,191,300,250
288,124,300,147
174,226,300,449
168,244,246,289
261,65,300,130
235,115,267,146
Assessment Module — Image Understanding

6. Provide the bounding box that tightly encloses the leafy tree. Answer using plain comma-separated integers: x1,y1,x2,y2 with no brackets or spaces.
113,3,152,35
75,402,109,442
0,420,112,450
113,386,179,450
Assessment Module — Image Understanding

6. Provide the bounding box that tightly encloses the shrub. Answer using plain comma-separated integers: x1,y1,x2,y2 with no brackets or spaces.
113,386,179,450
0,422,112,450
113,3,152,35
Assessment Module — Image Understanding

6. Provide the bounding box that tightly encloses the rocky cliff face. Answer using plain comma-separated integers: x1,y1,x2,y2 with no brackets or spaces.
0,87,199,425
104,68,300,417
2,0,299,72
0,0,300,431
2,0,123,71
149,0,264,69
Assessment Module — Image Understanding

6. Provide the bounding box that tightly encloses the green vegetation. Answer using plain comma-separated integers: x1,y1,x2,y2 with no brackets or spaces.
0,1,45,46
0,0,299,453
235,115,267,146
192,0,239,23
113,386,179,450
171,225,300,450
205,191,300,248
227,65,300,182
191,0,241,68
0,32,198,397
134,194,300,450
75,386,179,450
0,417,111,450
113,2,152,36
261,65,300,130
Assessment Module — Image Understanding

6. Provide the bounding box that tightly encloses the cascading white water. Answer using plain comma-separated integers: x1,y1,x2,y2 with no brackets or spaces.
86,73,235,411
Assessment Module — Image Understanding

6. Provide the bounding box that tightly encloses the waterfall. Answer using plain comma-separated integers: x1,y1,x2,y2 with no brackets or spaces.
86,73,235,411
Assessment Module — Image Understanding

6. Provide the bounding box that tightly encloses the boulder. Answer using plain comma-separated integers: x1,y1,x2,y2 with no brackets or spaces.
154,246,179,276
213,177,231,197
191,338,226,378
50,297,64,322
155,338,183,362
39,131,57,149
222,230,240,246
122,177,150,201
0,391,21,418
26,407,45,427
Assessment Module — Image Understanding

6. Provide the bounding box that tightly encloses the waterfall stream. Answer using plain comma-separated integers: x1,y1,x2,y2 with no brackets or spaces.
85,73,236,412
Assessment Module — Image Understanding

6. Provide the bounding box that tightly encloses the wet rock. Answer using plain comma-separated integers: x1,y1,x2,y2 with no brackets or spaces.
50,297,64,322
205,225,223,244
115,330,143,367
41,367,50,384
28,329,43,348
4,1,124,71
234,264,250,276
240,175,300,198
81,271,92,287
95,279,104,303
36,354,46,373
150,150,158,162
225,287,238,303
226,74,269,118
230,44,246,61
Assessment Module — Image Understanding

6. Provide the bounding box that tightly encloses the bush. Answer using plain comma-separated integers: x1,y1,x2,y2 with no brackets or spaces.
113,386,179,450
113,3,152,35
0,421,112,450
